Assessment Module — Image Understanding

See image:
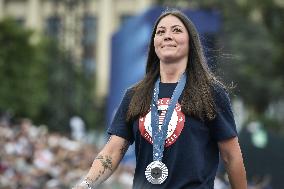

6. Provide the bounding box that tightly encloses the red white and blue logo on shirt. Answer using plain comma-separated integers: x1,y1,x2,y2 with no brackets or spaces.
139,98,185,147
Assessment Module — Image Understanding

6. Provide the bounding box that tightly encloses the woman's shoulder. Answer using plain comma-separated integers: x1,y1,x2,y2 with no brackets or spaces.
125,80,145,95
124,81,141,98
211,81,232,108
211,82,228,97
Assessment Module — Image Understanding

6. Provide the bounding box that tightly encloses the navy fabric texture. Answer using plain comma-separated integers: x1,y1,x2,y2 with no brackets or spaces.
107,83,237,189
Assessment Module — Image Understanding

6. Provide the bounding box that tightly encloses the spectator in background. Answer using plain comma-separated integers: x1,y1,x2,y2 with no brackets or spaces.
0,111,12,127
0,116,134,189
70,116,86,142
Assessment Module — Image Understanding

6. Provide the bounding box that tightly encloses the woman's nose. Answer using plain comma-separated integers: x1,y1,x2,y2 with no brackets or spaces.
164,31,173,41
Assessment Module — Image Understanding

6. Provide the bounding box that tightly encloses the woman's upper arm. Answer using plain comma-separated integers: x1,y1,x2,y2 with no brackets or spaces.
218,137,247,189
102,135,130,158
218,137,242,164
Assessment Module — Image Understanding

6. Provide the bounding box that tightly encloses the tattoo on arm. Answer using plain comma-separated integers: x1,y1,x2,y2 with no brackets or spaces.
95,155,104,160
120,140,129,155
93,155,113,182
90,139,129,184
100,155,113,172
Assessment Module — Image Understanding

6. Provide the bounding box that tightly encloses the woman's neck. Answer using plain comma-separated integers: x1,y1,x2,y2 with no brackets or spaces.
159,60,187,83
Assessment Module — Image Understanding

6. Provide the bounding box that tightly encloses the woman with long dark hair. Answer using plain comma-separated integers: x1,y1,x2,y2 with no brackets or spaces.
73,9,247,189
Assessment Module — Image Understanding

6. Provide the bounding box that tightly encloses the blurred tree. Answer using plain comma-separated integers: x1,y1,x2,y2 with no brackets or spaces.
39,41,76,132
245,0,284,89
0,18,103,132
215,0,284,120
0,19,48,119
41,42,103,132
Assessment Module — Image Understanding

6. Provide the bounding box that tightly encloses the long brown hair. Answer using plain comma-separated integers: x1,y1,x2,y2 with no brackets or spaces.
126,9,223,122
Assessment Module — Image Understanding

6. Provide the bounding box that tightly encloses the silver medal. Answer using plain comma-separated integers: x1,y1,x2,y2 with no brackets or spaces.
145,161,168,184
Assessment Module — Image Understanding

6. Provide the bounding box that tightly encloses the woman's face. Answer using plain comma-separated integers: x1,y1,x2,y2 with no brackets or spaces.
154,15,189,63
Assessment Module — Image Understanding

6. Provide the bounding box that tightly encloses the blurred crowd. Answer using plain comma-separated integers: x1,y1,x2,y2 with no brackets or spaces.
0,118,133,189
0,117,272,189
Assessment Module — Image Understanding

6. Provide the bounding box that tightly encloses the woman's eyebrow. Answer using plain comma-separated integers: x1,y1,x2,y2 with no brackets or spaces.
171,24,182,28
157,26,166,29
157,25,182,29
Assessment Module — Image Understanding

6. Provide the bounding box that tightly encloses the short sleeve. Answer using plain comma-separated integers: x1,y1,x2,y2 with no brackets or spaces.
208,85,237,141
107,89,135,144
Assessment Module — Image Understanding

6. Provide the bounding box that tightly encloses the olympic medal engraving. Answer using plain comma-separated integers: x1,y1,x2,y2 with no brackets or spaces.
145,161,168,184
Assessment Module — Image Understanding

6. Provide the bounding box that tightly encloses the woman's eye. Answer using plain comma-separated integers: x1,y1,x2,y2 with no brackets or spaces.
173,28,182,33
156,30,165,35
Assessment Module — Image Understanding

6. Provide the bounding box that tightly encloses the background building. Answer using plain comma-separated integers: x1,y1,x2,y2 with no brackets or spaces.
0,0,153,99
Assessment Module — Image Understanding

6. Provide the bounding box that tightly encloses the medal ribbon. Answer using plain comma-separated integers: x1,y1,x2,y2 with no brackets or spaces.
151,73,186,162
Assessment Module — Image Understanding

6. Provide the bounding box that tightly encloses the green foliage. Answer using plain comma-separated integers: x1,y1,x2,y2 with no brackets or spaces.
40,43,100,132
220,9,280,113
0,19,48,118
0,18,101,132
218,0,284,114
